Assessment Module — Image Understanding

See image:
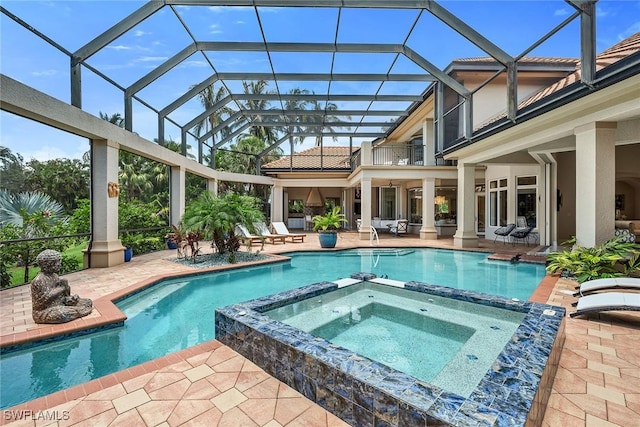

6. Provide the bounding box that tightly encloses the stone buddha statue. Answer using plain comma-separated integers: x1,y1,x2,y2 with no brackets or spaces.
30,249,93,324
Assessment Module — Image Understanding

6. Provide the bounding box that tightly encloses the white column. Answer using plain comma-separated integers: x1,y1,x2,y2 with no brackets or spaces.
85,139,123,267
359,178,372,240
574,122,617,247
361,141,372,166
170,165,185,227
207,178,217,196
424,120,436,166
420,178,437,239
271,184,284,222
454,163,479,248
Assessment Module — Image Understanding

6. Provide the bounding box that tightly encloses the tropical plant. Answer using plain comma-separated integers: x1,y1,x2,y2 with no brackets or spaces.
24,158,89,212
305,95,351,146
241,80,279,144
99,111,124,127
546,235,640,282
312,206,348,232
0,190,71,285
181,191,265,260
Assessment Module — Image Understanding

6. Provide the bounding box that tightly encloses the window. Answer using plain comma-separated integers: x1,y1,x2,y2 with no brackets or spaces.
379,187,397,219
288,199,304,214
517,176,537,228
489,179,508,227
408,188,422,224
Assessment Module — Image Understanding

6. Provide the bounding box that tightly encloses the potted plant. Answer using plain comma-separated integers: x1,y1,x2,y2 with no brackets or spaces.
312,206,348,248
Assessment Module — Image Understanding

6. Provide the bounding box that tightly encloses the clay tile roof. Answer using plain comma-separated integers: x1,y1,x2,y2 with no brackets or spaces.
262,146,358,169
519,32,640,109
476,32,640,129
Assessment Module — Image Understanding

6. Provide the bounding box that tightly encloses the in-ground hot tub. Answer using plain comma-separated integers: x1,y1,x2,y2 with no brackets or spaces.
215,274,565,426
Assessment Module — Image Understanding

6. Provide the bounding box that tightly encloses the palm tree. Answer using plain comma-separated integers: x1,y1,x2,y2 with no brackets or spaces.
99,112,124,128
305,96,351,146
241,80,279,144
181,191,265,256
193,84,233,139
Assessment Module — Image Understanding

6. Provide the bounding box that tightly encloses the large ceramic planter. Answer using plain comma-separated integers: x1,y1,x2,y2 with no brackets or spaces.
124,247,133,262
318,231,338,248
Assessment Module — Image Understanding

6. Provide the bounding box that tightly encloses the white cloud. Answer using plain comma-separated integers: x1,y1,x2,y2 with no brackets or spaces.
23,145,87,162
137,56,169,62
182,60,209,68
596,6,610,18
135,30,150,37
618,21,640,40
31,69,57,77
236,20,246,25
210,24,223,34
106,44,132,51
554,8,569,17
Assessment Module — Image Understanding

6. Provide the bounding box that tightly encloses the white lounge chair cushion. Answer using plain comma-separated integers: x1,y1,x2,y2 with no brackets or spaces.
575,277,640,296
574,292,640,313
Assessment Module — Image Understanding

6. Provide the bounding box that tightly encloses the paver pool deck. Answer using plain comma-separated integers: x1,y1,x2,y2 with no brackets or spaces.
1,233,639,426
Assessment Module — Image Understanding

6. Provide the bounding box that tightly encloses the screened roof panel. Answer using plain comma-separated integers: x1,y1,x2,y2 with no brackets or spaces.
331,53,399,74
336,8,420,44
258,7,339,43
269,52,334,74
203,51,272,73
175,5,265,42
1,0,609,151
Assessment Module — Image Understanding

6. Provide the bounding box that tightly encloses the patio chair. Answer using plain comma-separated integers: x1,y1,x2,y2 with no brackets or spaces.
235,224,265,246
270,222,306,243
573,277,640,297
493,223,516,244
388,219,408,237
510,226,534,246
253,222,286,244
569,292,640,318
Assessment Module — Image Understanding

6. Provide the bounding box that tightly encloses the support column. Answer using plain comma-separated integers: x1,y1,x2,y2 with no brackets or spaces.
424,120,435,166
85,139,124,268
271,183,284,222
574,122,616,247
359,178,372,240
170,165,185,227
454,163,479,248
207,178,217,196
420,178,437,239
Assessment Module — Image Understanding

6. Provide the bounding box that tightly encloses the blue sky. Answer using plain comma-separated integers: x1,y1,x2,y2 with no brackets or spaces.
1,0,639,163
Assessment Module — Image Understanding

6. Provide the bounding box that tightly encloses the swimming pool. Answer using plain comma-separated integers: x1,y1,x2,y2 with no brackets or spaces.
0,248,545,409
216,278,566,426
265,282,525,397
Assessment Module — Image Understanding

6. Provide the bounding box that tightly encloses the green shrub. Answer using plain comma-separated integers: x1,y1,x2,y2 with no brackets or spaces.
59,253,81,275
546,235,640,283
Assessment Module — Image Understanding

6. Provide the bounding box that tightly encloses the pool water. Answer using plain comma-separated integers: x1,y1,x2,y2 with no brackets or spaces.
265,282,524,397
0,248,545,409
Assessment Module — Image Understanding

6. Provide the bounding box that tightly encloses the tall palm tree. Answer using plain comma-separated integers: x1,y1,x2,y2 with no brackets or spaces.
241,80,279,144
192,84,233,139
99,112,124,128
276,88,311,149
305,96,351,146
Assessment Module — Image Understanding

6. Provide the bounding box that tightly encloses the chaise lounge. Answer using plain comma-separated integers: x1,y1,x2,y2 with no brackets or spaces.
253,222,286,244
235,224,265,246
271,222,306,243
569,292,640,318
573,277,640,297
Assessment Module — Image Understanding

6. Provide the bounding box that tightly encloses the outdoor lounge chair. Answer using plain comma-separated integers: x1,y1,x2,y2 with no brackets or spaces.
235,224,265,246
510,226,534,246
573,277,640,297
388,219,408,237
271,222,306,243
253,222,286,244
494,223,516,244
569,292,640,318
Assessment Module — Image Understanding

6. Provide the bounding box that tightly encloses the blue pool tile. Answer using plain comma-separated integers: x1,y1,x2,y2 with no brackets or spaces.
353,403,374,427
